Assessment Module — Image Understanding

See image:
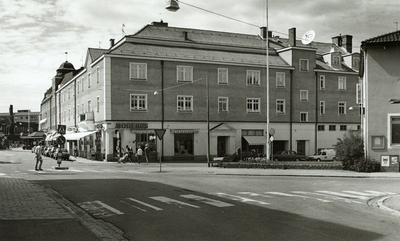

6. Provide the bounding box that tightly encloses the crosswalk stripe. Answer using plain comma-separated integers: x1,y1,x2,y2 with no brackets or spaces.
181,194,234,207
342,191,376,196
291,191,332,202
364,190,397,195
317,191,369,200
78,200,124,217
294,191,363,204
213,193,270,205
122,198,163,211
149,196,200,208
237,192,274,198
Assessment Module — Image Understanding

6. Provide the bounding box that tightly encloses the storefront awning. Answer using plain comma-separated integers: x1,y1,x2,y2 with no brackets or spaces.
63,131,97,141
39,118,47,124
243,136,268,145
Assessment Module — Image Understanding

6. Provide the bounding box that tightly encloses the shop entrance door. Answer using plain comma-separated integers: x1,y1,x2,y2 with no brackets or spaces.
297,140,306,155
217,136,227,157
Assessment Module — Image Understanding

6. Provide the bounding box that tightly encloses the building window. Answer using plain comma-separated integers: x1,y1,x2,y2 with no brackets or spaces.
82,103,84,113
389,116,400,145
300,59,309,72
247,98,260,113
320,101,325,115
130,94,147,111
77,80,80,94
218,68,228,85
300,112,308,122
352,57,360,69
300,90,308,102
130,63,147,80
87,99,92,112
88,73,91,88
218,97,228,112
177,66,193,82
318,125,325,131
320,75,325,90
276,72,285,87
96,96,100,113
332,56,340,65
68,86,71,99
338,77,346,90
177,95,193,112
338,102,346,115
68,109,70,121
81,77,85,92
340,125,347,131
246,70,260,86
276,99,285,114
356,83,362,104
77,104,80,115
174,133,194,155
329,125,336,131
96,67,100,83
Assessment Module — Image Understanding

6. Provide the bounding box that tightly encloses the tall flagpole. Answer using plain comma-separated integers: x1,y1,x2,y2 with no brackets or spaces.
266,0,270,161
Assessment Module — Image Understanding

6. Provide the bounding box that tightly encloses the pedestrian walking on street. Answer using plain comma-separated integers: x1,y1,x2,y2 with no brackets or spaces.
144,144,149,163
35,142,43,171
136,146,143,164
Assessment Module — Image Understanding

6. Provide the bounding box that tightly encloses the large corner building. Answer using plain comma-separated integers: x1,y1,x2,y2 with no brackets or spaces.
39,21,361,162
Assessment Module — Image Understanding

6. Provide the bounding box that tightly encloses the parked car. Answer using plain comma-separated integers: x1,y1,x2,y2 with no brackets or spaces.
22,145,32,150
46,147,56,157
272,150,306,162
54,148,70,160
307,149,336,162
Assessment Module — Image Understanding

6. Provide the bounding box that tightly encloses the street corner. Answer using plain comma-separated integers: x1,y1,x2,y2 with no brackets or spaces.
368,194,400,217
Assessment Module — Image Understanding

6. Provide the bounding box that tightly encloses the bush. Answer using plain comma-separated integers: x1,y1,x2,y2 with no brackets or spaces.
335,131,379,172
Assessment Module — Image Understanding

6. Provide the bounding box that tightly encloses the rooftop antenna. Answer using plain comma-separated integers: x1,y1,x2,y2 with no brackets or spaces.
395,22,399,31
301,30,316,45
122,24,125,37
99,41,101,48
65,52,68,61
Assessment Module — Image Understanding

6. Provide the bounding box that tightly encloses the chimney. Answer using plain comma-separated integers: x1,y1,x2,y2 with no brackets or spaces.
109,39,115,48
289,28,296,47
151,20,168,27
332,35,342,46
341,35,353,53
260,27,267,39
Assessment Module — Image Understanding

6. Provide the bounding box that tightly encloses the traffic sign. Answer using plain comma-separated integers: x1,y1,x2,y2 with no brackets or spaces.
155,129,166,140
57,135,66,145
58,125,66,134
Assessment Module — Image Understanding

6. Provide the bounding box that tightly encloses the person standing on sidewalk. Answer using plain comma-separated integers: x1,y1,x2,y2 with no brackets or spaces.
35,142,43,171
136,146,143,164
144,144,149,163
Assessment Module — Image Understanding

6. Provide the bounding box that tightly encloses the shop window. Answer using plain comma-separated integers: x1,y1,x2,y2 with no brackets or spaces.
136,133,157,152
174,133,193,155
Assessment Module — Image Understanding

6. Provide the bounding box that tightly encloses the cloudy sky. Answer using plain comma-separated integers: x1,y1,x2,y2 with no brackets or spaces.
0,0,398,113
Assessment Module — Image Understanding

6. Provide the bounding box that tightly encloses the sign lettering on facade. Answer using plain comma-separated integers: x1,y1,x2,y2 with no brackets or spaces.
115,123,148,129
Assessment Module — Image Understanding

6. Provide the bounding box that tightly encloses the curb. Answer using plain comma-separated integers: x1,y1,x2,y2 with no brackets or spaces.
376,195,400,217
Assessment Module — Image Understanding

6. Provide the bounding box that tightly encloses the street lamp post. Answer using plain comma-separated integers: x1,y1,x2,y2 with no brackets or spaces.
166,0,270,161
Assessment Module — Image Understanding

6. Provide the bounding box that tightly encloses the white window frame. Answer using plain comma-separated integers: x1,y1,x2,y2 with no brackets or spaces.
338,77,346,90
320,101,325,115
276,99,285,114
177,66,193,82
130,94,148,111
300,112,308,122
88,73,91,88
332,56,340,65
96,67,100,83
96,96,100,113
218,68,228,85
320,75,325,90
246,98,261,113
300,59,309,72
81,77,84,92
87,99,92,112
276,72,285,87
177,95,193,112
246,70,261,86
218,97,229,112
300,90,308,102
387,114,400,148
338,101,346,115
130,63,147,80
77,80,80,94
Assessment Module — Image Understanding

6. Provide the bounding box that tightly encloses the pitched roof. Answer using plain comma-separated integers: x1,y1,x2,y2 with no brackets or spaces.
109,42,290,67
88,48,108,62
362,30,400,47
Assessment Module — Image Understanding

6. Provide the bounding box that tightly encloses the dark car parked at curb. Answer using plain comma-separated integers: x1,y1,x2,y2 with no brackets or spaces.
54,148,70,160
272,150,306,162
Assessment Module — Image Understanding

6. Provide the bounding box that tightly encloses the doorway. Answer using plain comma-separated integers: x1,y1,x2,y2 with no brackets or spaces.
217,136,228,157
297,140,306,155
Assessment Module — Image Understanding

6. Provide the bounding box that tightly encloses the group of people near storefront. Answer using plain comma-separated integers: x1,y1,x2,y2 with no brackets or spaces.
118,143,150,164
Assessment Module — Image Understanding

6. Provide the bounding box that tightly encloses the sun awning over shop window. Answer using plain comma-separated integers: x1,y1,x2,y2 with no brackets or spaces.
243,136,268,145
63,131,97,141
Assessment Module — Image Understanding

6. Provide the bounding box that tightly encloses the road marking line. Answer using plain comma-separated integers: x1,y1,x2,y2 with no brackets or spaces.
213,193,269,205
317,191,369,200
78,200,124,217
180,194,234,207
125,198,163,211
149,196,200,208
237,192,274,198
297,191,363,204
79,168,103,172
364,190,397,195
0,173,6,176
291,191,332,202
342,191,376,196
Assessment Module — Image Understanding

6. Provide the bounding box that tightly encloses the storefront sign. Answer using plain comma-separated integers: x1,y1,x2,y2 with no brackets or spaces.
115,123,148,129
170,129,199,134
